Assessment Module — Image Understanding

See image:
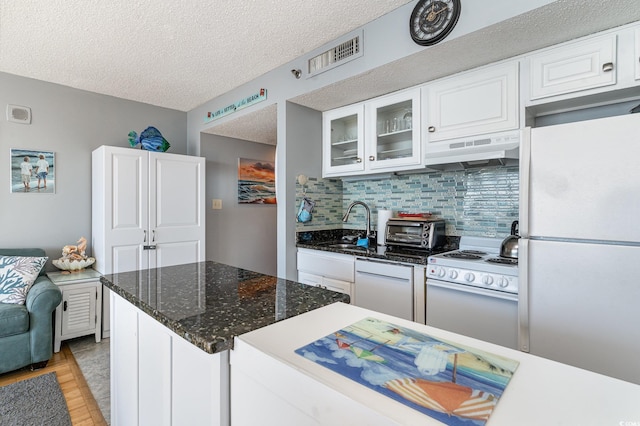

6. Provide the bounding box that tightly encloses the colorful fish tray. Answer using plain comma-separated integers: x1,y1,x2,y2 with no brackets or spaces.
295,318,519,426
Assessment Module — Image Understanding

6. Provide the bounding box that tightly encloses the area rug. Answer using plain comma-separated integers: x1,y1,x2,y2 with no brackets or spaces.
0,372,71,426
68,335,111,424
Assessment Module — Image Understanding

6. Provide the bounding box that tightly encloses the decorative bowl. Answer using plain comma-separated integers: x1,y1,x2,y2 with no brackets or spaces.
52,257,96,271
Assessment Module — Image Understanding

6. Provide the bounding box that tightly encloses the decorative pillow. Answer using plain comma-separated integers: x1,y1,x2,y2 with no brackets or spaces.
0,255,48,304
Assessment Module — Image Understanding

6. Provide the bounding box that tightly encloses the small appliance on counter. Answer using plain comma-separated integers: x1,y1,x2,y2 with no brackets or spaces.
385,217,446,250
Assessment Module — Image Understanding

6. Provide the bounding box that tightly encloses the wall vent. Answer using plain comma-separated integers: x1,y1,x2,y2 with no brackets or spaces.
6,105,32,124
307,31,363,78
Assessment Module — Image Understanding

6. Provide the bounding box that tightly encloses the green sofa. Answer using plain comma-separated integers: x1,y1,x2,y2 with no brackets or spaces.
0,248,62,374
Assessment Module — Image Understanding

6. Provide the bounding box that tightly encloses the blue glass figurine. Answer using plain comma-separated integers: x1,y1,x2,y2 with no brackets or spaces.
128,126,171,152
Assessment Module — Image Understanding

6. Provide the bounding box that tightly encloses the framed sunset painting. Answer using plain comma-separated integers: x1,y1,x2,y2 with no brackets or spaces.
237,158,276,204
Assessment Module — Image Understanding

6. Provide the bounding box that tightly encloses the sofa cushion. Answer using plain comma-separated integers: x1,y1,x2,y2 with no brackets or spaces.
0,256,48,304
0,249,48,276
0,303,29,338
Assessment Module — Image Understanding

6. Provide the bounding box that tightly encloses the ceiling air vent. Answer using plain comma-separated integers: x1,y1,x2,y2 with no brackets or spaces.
307,31,363,78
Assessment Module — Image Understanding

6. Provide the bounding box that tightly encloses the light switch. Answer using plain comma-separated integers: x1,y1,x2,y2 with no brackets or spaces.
212,199,222,210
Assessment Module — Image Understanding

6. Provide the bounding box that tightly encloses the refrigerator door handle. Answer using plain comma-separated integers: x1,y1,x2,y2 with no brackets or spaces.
519,127,531,238
518,238,530,352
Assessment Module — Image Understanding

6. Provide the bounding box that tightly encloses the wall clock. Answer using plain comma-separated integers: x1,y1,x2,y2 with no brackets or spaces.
409,0,461,46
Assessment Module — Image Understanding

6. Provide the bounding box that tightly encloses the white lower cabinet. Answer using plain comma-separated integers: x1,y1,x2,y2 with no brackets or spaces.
297,249,354,301
110,292,229,426
231,328,391,425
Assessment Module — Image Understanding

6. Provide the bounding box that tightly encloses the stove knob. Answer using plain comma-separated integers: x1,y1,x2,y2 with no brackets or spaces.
449,270,458,279
482,275,494,285
497,277,510,288
437,268,446,278
464,273,475,282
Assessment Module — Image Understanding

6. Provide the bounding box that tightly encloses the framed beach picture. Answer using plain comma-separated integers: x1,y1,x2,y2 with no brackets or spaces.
237,157,276,204
10,149,55,194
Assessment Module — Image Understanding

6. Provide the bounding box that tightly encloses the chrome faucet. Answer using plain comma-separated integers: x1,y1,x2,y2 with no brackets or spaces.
342,201,372,239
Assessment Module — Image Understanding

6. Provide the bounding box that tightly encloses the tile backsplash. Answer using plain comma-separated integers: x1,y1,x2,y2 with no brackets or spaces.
296,165,519,238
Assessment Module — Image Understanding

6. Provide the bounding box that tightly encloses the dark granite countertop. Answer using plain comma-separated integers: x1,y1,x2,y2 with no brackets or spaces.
296,229,459,265
100,261,349,354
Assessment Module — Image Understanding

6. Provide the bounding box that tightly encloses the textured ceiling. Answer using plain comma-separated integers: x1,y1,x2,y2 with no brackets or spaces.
3,1,640,147
0,0,411,112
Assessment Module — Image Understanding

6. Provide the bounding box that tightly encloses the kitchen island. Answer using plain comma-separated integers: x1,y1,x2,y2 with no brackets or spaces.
101,261,349,426
233,302,640,425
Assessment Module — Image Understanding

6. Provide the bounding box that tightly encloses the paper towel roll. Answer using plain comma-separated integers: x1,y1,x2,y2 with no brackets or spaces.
377,209,393,246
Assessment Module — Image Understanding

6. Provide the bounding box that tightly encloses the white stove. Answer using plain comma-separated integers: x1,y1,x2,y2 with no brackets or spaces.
425,236,520,349
427,236,518,296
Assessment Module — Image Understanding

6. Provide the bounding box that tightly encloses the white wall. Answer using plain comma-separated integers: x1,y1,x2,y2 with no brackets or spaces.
279,102,322,279
0,72,186,266
201,133,277,275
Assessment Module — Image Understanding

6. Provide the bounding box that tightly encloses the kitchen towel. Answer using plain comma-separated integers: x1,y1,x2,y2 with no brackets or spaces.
296,197,315,223
377,208,393,246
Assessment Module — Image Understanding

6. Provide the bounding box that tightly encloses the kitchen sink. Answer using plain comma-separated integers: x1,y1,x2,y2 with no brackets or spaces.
317,241,367,251
328,243,362,249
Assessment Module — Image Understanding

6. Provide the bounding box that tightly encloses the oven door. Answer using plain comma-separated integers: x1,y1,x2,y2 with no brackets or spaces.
426,278,518,349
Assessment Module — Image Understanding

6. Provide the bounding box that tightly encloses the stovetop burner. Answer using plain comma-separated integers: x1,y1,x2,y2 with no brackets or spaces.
486,257,518,266
460,250,487,255
443,251,484,260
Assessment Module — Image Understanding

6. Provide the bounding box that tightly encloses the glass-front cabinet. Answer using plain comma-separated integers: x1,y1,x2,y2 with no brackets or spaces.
322,89,421,177
365,89,421,171
322,104,365,177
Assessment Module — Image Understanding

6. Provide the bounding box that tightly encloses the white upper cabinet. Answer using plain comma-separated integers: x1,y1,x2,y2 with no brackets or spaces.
322,89,421,177
365,89,421,171
425,61,519,142
322,104,365,177
528,34,617,101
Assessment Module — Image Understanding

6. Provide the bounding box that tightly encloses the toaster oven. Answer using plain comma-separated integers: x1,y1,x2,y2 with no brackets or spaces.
385,218,446,250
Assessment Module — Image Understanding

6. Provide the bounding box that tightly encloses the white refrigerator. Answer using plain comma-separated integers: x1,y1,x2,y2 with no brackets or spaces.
519,113,640,385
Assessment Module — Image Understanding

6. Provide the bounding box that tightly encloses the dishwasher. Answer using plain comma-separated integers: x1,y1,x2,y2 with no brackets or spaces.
354,258,413,321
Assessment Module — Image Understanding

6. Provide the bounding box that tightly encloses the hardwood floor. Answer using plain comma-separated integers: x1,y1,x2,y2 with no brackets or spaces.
0,344,107,425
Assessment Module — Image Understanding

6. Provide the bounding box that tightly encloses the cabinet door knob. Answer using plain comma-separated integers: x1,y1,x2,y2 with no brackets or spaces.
63,301,68,311
356,157,362,163
428,126,436,133
369,155,375,161
602,62,614,72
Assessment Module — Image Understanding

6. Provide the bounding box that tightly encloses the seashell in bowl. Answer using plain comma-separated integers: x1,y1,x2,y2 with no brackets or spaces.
52,257,96,271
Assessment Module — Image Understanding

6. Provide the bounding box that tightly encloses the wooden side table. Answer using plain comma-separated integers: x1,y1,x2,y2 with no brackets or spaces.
47,269,102,353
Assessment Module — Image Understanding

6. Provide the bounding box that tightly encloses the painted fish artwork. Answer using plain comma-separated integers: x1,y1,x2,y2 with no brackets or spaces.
295,318,520,425
128,126,171,152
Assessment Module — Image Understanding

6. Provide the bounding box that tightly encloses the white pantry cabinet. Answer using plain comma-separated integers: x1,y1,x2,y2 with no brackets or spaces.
425,61,519,143
528,33,617,101
322,89,421,177
92,145,205,337
110,292,228,426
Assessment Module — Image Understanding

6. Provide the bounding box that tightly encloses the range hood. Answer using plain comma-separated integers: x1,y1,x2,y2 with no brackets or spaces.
424,130,520,171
